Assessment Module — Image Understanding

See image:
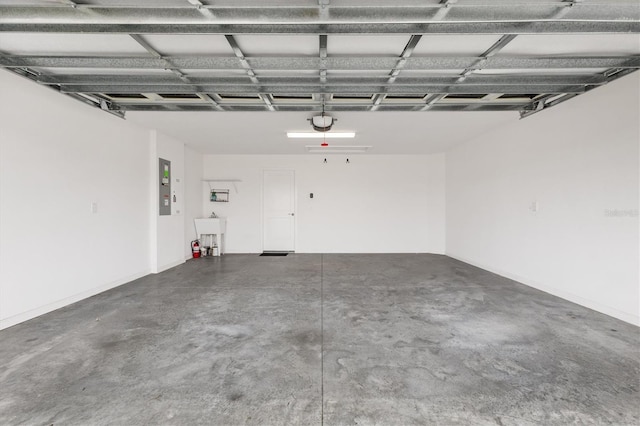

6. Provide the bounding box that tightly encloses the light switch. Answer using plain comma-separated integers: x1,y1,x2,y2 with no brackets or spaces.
310,193,314,199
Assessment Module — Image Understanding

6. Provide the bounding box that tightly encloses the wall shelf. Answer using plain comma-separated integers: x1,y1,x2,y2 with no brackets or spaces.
203,179,242,193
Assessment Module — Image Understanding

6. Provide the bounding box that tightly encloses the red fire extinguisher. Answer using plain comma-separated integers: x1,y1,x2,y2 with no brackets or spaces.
191,240,201,258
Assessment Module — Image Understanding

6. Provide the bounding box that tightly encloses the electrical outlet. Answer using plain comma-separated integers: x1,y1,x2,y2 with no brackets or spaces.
91,202,98,214
529,201,538,213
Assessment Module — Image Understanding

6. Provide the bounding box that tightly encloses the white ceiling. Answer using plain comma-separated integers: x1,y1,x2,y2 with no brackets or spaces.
125,110,516,155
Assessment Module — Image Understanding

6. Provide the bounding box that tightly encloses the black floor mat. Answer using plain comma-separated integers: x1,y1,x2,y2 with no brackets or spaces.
260,252,289,256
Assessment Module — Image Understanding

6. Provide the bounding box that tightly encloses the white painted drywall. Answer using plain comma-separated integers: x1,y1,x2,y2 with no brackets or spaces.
149,131,186,273
446,73,640,325
0,70,151,329
201,154,446,254
184,146,204,259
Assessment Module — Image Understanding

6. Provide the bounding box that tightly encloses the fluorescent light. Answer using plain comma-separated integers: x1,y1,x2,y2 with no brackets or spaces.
287,132,356,139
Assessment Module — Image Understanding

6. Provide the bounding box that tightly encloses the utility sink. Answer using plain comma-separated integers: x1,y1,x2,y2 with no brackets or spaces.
194,217,226,235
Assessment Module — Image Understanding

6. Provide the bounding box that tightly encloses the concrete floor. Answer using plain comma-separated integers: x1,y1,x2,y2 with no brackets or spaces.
0,254,638,425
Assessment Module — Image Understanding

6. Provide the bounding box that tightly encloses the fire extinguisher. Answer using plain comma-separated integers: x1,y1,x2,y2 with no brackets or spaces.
191,240,201,258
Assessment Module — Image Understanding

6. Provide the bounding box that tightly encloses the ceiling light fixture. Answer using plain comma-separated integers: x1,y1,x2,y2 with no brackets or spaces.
287,132,356,138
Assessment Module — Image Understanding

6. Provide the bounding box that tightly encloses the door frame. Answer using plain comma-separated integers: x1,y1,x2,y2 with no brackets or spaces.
261,169,297,252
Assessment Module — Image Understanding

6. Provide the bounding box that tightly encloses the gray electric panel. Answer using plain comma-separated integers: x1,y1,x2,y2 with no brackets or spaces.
159,158,171,216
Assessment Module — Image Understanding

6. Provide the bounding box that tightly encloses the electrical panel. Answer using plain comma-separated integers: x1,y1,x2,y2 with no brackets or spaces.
159,158,171,216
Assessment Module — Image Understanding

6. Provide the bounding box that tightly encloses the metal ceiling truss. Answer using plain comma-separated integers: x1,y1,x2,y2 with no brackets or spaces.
420,34,519,111
1,3,639,34
0,0,638,118
52,84,597,95
2,56,638,70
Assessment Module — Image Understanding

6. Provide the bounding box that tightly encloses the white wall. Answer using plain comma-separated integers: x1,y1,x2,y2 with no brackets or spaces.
149,130,186,273
0,71,200,329
446,73,640,325
201,154,446,254
184,146,204,259
0,70,152,329
2,62,635,329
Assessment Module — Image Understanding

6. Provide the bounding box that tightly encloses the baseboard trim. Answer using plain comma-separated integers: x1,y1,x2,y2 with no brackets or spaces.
446,252,639,327
154,259,185,274
0,269,151,331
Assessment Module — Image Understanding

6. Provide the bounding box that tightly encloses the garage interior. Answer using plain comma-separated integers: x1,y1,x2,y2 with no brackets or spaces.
0,1,639,424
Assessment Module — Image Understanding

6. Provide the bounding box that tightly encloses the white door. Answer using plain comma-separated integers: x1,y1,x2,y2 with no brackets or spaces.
263,170,295,252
